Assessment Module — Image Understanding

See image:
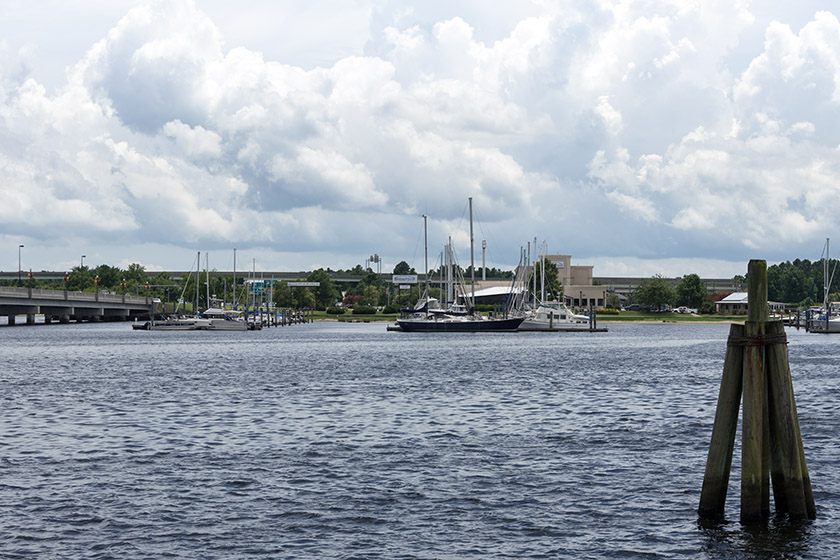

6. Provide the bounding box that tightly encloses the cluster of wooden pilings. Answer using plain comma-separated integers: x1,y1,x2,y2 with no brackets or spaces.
699,260,816,523
277,308,313,326
253,307,313,327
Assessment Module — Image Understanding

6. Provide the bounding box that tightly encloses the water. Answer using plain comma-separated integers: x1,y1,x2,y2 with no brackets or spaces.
1,322,839,559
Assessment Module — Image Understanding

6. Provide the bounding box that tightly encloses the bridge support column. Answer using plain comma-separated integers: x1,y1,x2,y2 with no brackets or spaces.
44,315,52,325
26,314,36,325
59,315,70,324
7,314,15,325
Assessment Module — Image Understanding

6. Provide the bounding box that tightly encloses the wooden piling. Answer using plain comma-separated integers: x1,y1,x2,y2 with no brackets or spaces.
698,322,744,518
766,319,816,519
741,325,767,522
740,261,769,523
699,259,815,523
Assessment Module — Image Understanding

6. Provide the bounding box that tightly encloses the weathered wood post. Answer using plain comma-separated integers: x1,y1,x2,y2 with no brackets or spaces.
699,259,815,523
697,322,744,518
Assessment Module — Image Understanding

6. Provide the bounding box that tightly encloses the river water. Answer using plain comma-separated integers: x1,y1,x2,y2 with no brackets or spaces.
1,321,839,559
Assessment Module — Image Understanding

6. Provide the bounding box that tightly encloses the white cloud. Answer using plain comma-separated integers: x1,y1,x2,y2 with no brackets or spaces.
163,119,222,159
2,0,840,276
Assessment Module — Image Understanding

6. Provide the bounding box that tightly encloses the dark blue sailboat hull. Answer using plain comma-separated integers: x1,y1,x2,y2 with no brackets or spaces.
395,316,523,332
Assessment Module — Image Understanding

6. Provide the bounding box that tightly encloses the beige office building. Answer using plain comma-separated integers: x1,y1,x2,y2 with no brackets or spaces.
544,255,607,309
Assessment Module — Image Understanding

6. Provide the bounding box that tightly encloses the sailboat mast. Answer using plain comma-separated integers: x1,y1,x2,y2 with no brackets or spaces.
533,236,537,307
447,238,453,304
469,197,475,314
196,251,200,314
233,248,237,309
206,252,210,309
540,241,545,303
423,214,428,310
526,241,530,306
826,238,830,308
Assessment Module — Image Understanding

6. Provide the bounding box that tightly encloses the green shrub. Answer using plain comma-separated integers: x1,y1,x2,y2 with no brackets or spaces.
381,304,400,314
595,308,619,315
352,305,377,315
326,307,346,315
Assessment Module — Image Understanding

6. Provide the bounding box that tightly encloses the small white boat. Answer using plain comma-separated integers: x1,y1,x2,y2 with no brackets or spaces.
134,308,250,331
196,308,250,331
518,301,600,331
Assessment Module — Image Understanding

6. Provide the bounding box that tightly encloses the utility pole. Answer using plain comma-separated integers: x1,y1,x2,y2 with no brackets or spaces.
18,245,23,287
482,240,486,281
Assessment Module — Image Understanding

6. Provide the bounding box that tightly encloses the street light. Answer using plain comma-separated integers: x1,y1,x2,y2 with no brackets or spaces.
18,245,23,287
81,255,86,268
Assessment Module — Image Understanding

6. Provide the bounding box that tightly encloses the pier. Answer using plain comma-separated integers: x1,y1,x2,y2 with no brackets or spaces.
0,286,156,325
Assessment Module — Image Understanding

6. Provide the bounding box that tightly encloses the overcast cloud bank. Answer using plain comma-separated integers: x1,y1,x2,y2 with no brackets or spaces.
2,0,840,277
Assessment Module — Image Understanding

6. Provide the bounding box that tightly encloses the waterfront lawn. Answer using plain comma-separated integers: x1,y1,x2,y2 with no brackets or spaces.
600,311,742,322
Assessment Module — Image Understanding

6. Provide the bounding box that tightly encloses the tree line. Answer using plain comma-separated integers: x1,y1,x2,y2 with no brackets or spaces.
7,257,830,312
629,274,714,312
766,258,838,305
629,258,837,312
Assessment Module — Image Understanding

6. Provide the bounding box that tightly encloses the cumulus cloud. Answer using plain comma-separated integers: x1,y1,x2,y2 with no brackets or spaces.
3,0,840,274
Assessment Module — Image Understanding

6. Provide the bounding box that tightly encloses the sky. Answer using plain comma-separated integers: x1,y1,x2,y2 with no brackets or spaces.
2,0,840,278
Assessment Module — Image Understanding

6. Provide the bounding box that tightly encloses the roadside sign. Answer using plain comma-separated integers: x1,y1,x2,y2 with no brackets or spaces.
392,275,418,284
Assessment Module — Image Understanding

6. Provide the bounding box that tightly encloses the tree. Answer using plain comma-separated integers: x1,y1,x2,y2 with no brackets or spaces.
347,270,385,297
307,268,337,310
292,286,316,308
124,263,147,286
528,258,563,302
92,264,122,290
151,271,176,304
393,261,415,275
634,275,675,310
65,265,93,292
272,280,315,309
675,273,707,308
360,285,383,306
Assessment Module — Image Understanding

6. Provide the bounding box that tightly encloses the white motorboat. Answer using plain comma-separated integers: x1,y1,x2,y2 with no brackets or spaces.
133,308,250,331
518,301,593,331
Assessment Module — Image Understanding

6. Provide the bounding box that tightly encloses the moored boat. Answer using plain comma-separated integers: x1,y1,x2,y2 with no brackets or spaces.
133,308,252,331
396,313,523,332
518,301,595,331
393,198,523,333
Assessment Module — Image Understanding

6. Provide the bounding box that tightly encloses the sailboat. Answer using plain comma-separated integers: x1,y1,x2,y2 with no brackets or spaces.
807,238,839,333
133,252,251,331
394,199,524,332
514,241,604,331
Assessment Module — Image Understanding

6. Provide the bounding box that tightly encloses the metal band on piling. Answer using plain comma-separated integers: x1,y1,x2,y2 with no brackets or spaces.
727,332,788,347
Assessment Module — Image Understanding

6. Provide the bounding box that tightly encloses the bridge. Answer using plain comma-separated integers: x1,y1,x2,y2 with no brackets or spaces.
0,287,157,325
0,270,377,284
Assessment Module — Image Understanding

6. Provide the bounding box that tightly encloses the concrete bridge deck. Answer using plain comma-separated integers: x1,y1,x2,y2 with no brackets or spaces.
0,287,157,325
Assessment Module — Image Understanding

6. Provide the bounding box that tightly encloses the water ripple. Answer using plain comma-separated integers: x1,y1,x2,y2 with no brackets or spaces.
0,322,838,558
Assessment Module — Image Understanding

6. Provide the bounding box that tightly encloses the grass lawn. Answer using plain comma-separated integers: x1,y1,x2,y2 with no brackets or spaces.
597,311,743,322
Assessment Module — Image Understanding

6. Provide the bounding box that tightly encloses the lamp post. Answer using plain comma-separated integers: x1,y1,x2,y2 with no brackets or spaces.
81,255,86,268
18,245,23,287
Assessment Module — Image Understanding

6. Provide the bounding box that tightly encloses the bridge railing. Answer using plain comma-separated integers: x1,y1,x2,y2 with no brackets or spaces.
0,286,152,306
31,288,73,300
0,286,29,297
